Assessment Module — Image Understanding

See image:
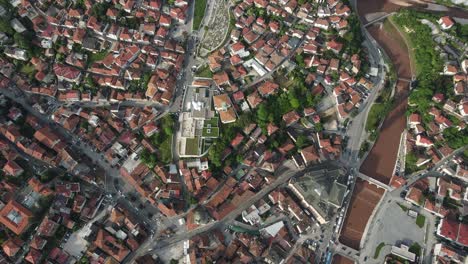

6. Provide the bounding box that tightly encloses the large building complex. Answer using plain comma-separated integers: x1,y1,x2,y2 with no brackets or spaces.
177,85,218,157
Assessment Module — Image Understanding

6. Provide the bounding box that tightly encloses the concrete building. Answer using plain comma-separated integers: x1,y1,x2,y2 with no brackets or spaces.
287,164,347,225
178,86,218,157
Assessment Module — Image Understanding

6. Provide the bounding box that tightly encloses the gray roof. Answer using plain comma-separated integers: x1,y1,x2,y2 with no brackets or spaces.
290,164,346,220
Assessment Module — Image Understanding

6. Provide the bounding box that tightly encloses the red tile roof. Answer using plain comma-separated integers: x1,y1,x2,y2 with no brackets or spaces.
406,187,423,205
3,160,24,177
439,218,459,241
0,200,32,235
94,229,130,262
25,248,42,264
457,223,468,246
258,81,279,96
439,16,454,28
53,63,81,81
2,237,23,257
282,111,300,126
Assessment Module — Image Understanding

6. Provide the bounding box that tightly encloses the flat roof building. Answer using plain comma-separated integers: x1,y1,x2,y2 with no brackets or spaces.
178,86,218,157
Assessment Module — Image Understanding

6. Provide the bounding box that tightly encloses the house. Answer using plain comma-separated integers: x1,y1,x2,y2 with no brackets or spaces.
300,145,320,166
443,64,458,75
10,18,26,33
432,93,444,103
2,237,23,257
25,249,42,264
159,14,172,27
219,108,237,124
326,39,343,53
213,94,237,124
142,123,159,137
213,94,232,112
462,59,468,73
94,229,130,262
4,47,28,61
459,101,468,117
3,160,24,177
231,133,244,149
405,187,423,205
454,81,466,96
314,18,329,30
432,243,466,263
438,16,455,30
257,81,279,97
254,0,268,8
34,127,61,150
0,200,33,235
408,113,421,128
247,92,263,109
37,216,59,237
213,72,230,87
53,64,81,84
416,135,433,148
230,42,246,56
282,111,300,127
437,218,468,247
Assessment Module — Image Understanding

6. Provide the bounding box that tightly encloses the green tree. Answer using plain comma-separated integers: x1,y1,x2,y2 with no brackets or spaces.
141,149,157,169
443,127,468,149
0,18,14,35
256,104,270,125
296,135,307,148
14,33,30,50
314,123,323,132
408,243,422,256
161,115,175,135
208,141,224,168
295,53,305,68
289,94,300,109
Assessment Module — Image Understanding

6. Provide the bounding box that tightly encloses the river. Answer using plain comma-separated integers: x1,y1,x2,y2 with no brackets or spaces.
341,0,468,251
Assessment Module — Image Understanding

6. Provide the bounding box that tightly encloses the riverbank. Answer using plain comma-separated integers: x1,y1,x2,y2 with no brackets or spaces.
359,18,412,184
339,178,386,250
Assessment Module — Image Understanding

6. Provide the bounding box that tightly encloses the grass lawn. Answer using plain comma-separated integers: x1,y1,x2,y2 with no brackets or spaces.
193,0,207,30
158,136,173,164
195,65,213,78
185,137,200,156
87,50,109,65
205,117,219,127
373,242,385,259
416,214,426,228
202,127,219,138
366,103,386,132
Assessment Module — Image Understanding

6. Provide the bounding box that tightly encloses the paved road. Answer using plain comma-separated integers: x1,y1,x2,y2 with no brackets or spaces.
133,161,306,255
390,145,467,195
340,48,386,167
242,37,305,91
0,85,162,218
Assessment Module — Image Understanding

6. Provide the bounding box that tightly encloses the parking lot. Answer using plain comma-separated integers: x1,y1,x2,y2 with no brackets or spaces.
359,196,426,263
